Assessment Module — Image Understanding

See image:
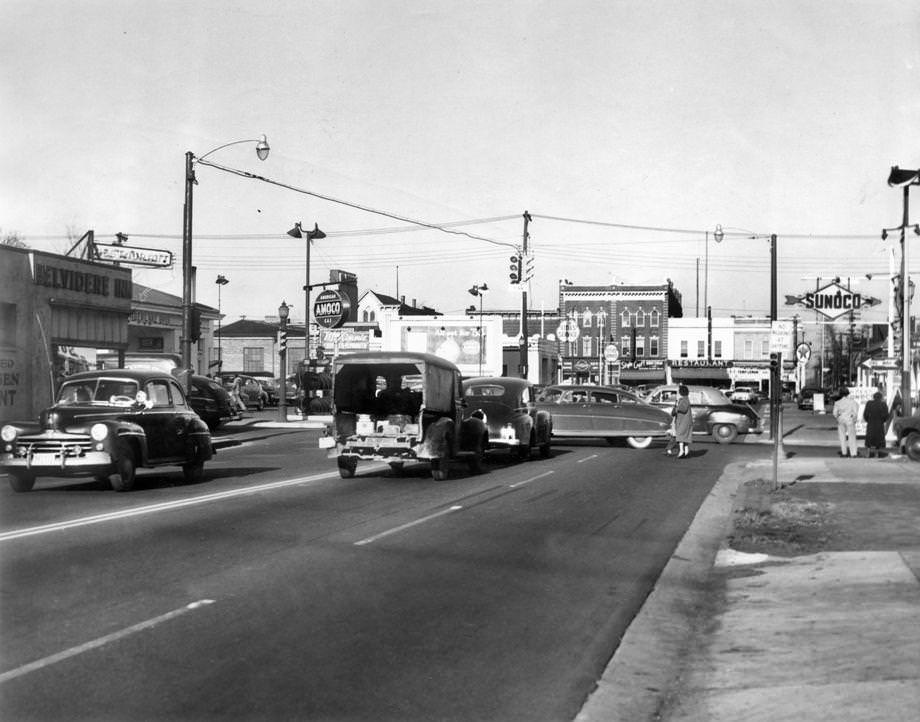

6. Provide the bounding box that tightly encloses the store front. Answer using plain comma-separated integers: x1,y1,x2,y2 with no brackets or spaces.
669,360,732,388
0,246,132,422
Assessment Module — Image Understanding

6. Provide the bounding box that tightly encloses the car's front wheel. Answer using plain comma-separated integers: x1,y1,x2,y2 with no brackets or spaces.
904,432,920,461
430,457,449,481
109,444,137,492
626,435,654,449
712,424,738,444
8,471,36,493
338,456,358,479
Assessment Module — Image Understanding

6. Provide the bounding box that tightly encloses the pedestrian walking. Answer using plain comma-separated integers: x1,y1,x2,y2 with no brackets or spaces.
832,387,859,458
862,391,890,458
672,384,693,458
230,375,247,413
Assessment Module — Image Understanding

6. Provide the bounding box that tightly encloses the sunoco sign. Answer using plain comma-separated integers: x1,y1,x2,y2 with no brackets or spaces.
313,289,350,328
786,281,879,321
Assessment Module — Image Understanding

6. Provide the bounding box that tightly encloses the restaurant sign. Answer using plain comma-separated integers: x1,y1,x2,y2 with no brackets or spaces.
786,281,881,321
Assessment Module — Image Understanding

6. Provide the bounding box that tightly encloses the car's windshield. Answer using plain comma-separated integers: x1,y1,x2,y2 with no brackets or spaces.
58,378,140,406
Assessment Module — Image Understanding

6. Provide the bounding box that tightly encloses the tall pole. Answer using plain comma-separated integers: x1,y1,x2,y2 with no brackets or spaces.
181,151,195,394
704,230,709,316
519,211,532,379
305,232,311,366
216,278,223,374
901,185,912,416
278,310,288,422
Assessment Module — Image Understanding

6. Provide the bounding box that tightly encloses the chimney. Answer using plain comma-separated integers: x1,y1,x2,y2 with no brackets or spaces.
412,298,417,308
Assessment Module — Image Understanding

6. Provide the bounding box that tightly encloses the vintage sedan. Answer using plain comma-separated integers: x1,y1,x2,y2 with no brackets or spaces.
462,377,552,459
188,375,238,431
1,370,213,492
534,385,672,448
644,384,763,443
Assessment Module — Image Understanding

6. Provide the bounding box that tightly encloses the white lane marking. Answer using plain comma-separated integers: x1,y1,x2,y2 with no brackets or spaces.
577,455,598,464
509,470,555,488
0,466,386,543
354,505,464,546
0,599,216,684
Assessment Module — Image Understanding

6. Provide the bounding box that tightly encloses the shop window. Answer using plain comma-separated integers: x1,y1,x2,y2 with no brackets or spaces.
243,347,264,373
680,340,688,358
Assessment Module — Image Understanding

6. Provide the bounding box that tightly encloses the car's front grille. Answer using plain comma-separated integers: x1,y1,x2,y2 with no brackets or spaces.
13,436,94,456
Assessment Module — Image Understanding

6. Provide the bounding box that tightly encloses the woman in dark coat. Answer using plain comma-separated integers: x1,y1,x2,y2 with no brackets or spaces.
863,391,889,458
672,384,693,458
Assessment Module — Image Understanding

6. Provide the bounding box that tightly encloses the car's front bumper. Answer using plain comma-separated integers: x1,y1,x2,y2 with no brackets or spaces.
1,450,114,476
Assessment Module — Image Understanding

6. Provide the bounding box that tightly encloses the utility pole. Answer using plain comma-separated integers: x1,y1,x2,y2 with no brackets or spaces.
519,211,532,379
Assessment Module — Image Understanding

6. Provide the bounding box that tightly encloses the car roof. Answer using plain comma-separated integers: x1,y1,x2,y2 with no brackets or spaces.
463,376,530,390
334,351,460,372
62,369,177,384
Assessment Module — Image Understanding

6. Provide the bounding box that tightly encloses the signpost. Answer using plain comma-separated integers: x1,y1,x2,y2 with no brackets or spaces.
95,243,173,267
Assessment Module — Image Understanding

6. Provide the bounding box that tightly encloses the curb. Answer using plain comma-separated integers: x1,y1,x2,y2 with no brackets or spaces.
575,461,749,721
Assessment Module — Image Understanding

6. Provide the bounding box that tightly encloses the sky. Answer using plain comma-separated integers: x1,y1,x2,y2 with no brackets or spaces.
2,0,919,343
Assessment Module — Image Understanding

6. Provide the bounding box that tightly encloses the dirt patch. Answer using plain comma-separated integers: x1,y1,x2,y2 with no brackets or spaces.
727,478,834,556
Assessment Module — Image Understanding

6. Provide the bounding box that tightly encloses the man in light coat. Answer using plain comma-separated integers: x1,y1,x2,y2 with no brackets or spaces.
832,387,859,458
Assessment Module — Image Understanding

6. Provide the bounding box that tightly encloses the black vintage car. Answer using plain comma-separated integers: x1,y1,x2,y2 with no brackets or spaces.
0,369,213,492
462,377,552,459
188,375,238,431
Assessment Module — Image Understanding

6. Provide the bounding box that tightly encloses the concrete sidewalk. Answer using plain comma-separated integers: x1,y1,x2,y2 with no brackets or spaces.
577,413,920,721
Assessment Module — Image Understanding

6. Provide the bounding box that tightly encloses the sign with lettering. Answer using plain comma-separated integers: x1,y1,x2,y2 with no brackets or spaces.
95,243,173,267
785,282,881,320
313,289,351,329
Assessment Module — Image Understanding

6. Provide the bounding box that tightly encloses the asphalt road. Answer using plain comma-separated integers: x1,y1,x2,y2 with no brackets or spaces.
0,429,766,721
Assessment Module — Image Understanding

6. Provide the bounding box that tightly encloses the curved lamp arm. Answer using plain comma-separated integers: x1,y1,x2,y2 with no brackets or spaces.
197,134,270,163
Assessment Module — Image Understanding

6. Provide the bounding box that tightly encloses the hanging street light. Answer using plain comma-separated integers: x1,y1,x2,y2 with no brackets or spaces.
215,274,229,375
181,134,270,392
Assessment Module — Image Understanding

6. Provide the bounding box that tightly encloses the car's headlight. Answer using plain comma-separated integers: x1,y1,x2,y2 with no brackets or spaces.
1,425,16,442
90,423,109,441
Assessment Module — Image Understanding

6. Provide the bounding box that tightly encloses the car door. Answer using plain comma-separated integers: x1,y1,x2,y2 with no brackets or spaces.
551,389,594,435
586,389,623,433
686,389,712,432
141,379,188,461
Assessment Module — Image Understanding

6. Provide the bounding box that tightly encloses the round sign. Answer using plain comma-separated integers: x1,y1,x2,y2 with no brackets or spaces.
604,344,619,363
313,289,351,329
555,320,580,343
795,342,812,365
574,359,591,373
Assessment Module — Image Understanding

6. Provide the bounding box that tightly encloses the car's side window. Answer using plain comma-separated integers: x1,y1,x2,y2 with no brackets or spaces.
539,389,562,403
146,381,172,408
689,392,705,405
592,392,618,404
656,390,676,403
168,380,188,408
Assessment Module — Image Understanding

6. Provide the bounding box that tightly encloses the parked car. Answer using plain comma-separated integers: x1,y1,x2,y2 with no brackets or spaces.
221,373,266,410
462,377,552,459
729,386,760,404
892,415,920,461
797,386,828,411
644,384,763,443
188,375,238,431
1,369,213,492
318,351,487,480
239,371,279,406
534,385,672,448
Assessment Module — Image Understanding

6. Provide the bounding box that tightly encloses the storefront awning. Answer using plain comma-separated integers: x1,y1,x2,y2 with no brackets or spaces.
671,366,730,383
619,368,667,383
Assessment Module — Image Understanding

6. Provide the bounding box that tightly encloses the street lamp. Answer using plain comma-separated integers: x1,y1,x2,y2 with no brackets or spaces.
707,226,724,316
181,134,270,392
883,165,920,417
278,300,290,422
215,274,229,375
468,282,489,375
286,221,327,368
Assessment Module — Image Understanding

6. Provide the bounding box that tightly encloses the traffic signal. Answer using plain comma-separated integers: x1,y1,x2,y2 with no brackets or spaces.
769,352,780,370
190,308,202,342
509,254,522,284
279,330,288,352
